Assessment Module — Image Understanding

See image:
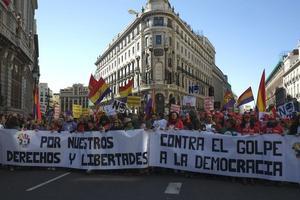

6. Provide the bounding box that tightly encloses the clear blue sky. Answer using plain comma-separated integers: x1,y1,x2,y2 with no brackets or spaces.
36,0,300,100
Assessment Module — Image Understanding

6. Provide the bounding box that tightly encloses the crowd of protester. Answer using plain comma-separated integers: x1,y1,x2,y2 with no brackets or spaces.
1,109,300,135
1,110,300,185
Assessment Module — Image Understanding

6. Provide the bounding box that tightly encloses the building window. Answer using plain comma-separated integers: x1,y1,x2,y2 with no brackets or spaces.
153,17,164,26
167,18,172,28
156,35,162,45
137,42,140,51
11,67,22,109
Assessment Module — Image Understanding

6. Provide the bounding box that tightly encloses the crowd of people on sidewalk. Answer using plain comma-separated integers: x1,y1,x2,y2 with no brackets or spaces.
1,109,300,135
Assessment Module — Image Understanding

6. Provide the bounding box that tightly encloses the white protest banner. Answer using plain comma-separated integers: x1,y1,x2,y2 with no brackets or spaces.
183,96,196,107
103,105,117,116
149,130,300,183
278,101,296,118
0,129,149,170
1,129,300,183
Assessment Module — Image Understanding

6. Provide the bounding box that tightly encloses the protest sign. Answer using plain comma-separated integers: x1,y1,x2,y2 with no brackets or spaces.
127,96,141,107
82,108,90,116
112,100,127,113
204,97,214,111
278,102,296,118
183,96,196,107
103,105,117,116
170,104,181,114
54,105,60,119
72,104,82,118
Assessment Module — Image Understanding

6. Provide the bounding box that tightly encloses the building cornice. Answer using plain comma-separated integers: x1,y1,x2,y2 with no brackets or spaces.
95,8,215,66
266,61,283,85
283,59,300,77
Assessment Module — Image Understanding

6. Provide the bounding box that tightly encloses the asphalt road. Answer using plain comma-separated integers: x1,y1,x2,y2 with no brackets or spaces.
0,167,299,200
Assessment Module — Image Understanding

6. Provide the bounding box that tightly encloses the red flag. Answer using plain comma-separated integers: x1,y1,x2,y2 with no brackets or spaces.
33,85,41,121
256,70,266,112
2,0,11,7
88,74,99,91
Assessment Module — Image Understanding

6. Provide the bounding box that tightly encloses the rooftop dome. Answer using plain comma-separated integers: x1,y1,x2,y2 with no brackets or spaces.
145,0,172,12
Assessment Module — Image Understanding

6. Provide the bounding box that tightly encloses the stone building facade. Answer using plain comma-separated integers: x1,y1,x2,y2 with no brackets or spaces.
0,0,39,115
60,84,89,113
95,0,230,112
212,65,231,110
283,44,300,101
39,83,52,114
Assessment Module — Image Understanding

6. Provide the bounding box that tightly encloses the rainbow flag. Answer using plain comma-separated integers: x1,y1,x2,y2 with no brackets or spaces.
119,79,133,97
88,77,111,105
237,87,254,107
256,70,266,112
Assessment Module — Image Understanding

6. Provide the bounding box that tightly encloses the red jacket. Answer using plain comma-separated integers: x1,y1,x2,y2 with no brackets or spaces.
168,119,184,130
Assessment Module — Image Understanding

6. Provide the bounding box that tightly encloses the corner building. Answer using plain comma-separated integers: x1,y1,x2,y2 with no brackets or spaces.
0,0,39,115
95,0,220,112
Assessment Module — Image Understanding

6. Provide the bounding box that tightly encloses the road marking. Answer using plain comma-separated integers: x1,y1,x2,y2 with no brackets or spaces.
26,172,71,192
164,182,182,195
